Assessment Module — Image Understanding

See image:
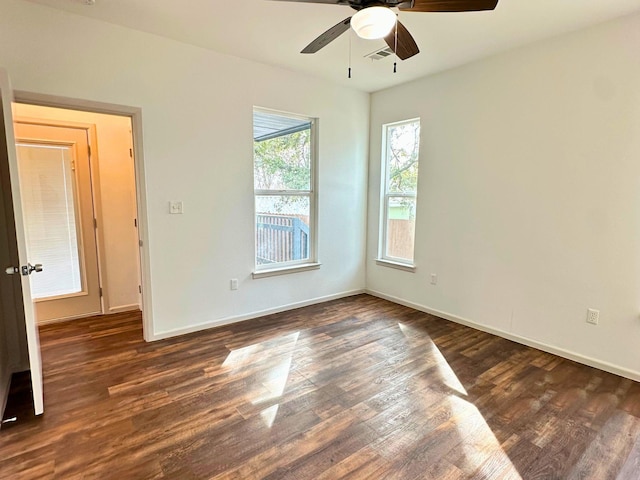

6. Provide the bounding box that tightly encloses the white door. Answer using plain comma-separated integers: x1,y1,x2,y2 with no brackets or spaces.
0,69,44,415
14,122,102,322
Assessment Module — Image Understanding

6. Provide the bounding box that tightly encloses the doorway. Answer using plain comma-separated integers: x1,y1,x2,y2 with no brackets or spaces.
14,122,101,323
1,76,153,418
13,103,142,325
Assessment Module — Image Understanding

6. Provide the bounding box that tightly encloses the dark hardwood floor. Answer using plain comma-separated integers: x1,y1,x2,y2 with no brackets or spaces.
1,294,639,479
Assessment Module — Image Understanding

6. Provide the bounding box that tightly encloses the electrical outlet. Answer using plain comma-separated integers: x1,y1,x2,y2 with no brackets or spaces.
230,279,238,291
586,308,599,325
169,201,183,214
430,273,437,285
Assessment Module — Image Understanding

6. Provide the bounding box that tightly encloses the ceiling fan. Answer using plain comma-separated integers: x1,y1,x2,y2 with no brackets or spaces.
273,0,499,60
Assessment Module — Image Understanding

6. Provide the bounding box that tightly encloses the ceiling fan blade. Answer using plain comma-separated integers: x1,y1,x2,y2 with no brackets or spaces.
400,0,498,12
301,17,352,54
384,21,419,60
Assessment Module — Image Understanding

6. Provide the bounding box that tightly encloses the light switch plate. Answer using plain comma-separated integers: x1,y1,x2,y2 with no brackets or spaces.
169,201,183,214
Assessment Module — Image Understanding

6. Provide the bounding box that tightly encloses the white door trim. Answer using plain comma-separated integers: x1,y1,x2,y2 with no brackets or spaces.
14,121,104,321
14,91,154,341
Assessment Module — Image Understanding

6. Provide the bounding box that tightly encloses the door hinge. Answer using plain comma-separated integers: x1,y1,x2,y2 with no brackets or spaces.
138,285,142,294
99,287,103,297
70,160,76,171
93,218,97,229
134,218,137,227
129,148,133,158
88,145,91,157
139,239,143,247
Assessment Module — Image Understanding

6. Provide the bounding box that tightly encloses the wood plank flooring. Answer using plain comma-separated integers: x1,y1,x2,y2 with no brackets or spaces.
1,294,639,479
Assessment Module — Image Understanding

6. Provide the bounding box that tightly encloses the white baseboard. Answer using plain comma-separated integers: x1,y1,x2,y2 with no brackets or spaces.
37,305,141,326
151,289,366,341
37,310,102,326
108,304,140,314
366,289,640,383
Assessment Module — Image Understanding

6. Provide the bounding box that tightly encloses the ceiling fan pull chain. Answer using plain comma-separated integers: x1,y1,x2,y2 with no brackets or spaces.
393,15,398,74
348,29,353,79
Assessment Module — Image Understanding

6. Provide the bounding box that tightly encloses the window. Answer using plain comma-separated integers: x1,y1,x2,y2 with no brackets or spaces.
379,118,421,267
17,143,83,298
253,108,317,274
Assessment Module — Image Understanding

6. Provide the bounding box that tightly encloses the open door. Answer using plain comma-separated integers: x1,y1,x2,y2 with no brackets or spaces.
0,69,44,415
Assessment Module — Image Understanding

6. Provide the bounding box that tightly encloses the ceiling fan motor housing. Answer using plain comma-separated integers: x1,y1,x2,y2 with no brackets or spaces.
342,0,414,10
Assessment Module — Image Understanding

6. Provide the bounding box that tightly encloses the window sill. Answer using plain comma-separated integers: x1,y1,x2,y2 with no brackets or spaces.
375,259,416,273
252,262,321,279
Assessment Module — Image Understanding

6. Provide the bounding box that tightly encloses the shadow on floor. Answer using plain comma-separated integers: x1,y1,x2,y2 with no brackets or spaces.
2,371,37,430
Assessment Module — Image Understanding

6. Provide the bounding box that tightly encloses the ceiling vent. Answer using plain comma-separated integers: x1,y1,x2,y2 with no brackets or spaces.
365,47,395,61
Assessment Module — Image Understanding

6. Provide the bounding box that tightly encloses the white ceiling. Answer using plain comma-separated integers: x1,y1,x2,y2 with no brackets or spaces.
24,0,640,92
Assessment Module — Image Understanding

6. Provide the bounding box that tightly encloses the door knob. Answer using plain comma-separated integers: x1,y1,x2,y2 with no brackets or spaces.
20,263,43,276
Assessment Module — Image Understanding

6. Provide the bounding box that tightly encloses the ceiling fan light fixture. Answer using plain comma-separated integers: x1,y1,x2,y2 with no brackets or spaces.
351,6,396,40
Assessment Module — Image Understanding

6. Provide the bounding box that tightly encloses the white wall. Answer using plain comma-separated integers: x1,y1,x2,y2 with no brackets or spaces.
14,104,141,316
0,0,369,338
367,13,640,379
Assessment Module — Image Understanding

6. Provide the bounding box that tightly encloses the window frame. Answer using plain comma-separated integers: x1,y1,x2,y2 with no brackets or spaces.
252,107,319,277
378,117,420,270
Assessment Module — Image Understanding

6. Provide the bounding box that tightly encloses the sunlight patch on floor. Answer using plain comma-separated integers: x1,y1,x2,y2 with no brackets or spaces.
429,341,468,397
259,404,280,428
222,343,259,368
448,395,522,479
221,332,300,427
222,331,300,369
398,322,521,478
252,356,293,405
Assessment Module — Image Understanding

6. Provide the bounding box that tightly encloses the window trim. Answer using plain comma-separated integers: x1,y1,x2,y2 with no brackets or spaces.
252,107,319,275
252,262,321,279
375,258,416,273
378,117,420,268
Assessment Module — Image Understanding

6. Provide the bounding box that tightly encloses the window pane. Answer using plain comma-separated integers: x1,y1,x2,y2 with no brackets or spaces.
385,196,416,262
254,128,311,191
256,195,310,266
387,121,420,194
17,143,82,299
